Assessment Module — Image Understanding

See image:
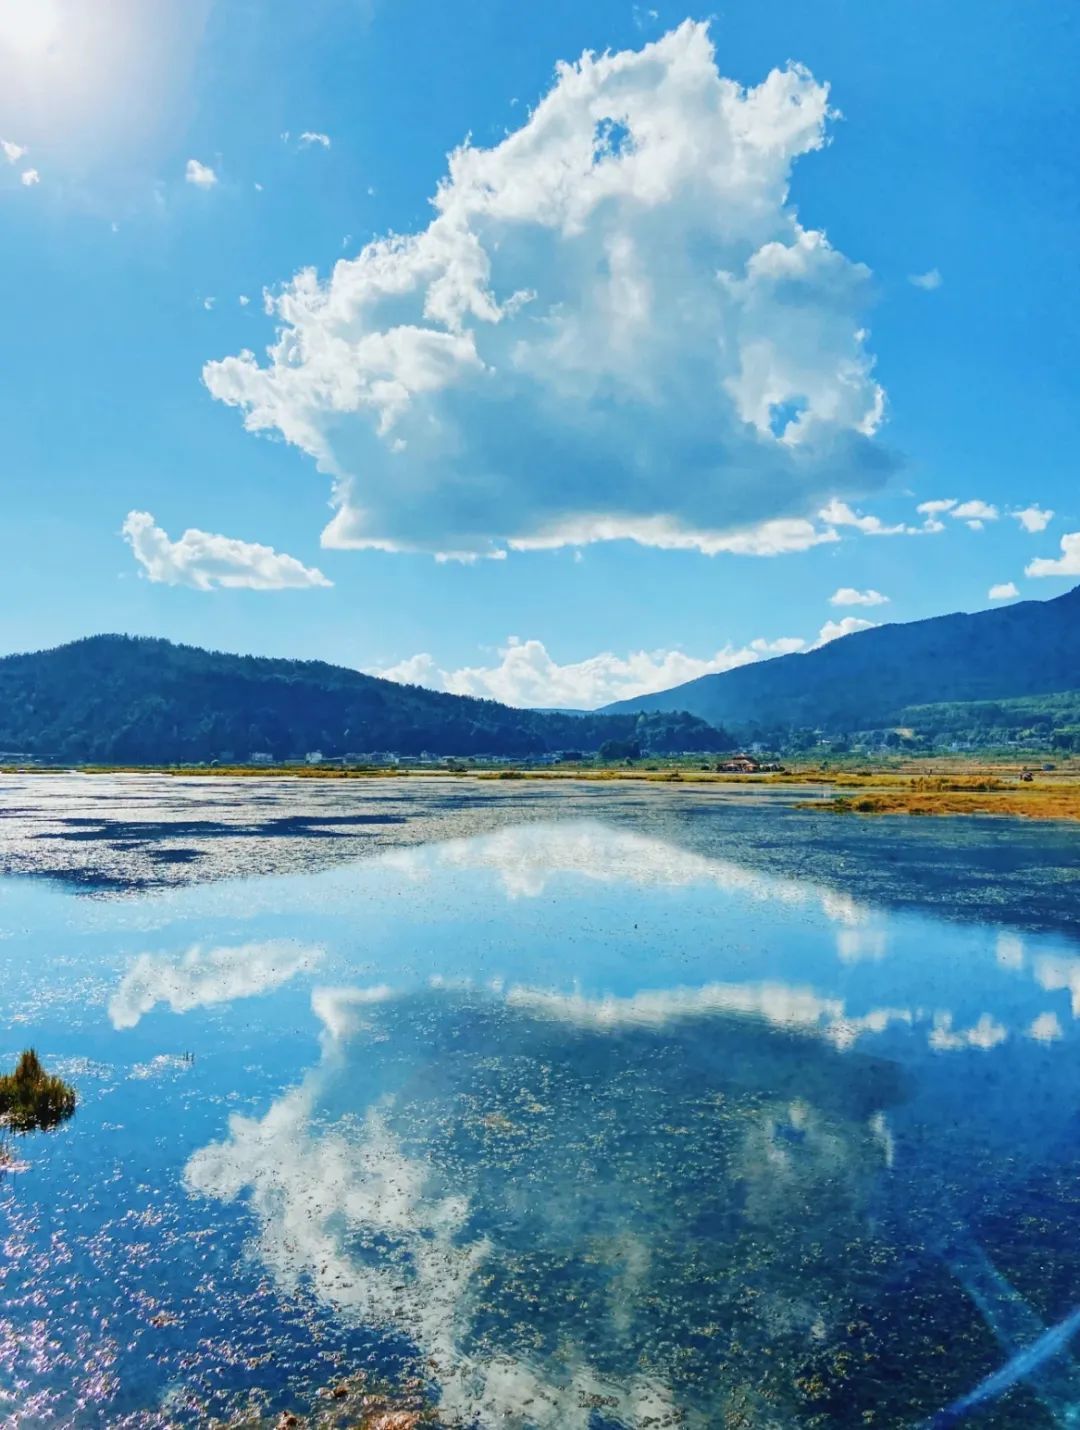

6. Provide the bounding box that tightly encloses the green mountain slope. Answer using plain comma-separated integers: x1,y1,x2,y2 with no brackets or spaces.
0,635,733,763
602,585,1080,731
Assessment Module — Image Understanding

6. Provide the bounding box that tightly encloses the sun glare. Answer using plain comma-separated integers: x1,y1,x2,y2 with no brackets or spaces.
0,0,59,56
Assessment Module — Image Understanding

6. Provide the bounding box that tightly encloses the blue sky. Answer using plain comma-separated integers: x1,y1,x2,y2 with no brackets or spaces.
0,0,1076,708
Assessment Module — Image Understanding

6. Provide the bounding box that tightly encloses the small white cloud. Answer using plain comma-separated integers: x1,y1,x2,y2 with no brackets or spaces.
988,581,1019,601
909,268,942,291
1,138,26,163
813,616,878,646
185,158,218,188
829,587,889,607
1026,532,1080,579
1012,504,1053,534
122,510,332,591
1028,1012,1063,1044
950,499,999,530
929,1013,1007,1051
203,296,216,311
238,294,250,306
298,131,331,148
20,167,39,186
915,497,999,533
915,497,955,533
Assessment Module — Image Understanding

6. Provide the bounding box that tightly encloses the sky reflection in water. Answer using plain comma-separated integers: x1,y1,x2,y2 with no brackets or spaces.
2,798,1080,1426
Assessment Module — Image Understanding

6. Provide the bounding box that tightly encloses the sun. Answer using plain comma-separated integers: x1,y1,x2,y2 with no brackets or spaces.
0,0,60,57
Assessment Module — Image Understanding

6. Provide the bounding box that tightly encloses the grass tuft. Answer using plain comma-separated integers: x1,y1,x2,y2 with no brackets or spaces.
0,1049,77,1132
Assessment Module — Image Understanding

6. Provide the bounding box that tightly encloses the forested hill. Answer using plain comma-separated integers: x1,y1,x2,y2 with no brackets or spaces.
0,635,732,763
602,584,1080,732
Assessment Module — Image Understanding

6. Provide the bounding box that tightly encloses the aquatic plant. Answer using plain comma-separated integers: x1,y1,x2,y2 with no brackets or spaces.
0,1049,76,1131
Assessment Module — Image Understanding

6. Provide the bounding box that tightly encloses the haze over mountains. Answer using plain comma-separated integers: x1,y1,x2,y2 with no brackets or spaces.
603,585,1080,731
0,586,1077,763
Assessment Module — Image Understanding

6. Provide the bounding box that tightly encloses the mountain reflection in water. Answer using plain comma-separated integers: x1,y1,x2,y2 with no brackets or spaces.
2,794,1080,1425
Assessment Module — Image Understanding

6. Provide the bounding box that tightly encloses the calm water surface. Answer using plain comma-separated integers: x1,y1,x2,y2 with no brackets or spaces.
2,775,1080,1428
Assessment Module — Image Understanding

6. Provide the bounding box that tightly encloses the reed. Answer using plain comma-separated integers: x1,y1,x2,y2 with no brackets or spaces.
0,1049,77,1131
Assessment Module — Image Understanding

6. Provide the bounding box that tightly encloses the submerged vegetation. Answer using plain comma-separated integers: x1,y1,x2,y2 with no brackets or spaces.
0,1049,77,1131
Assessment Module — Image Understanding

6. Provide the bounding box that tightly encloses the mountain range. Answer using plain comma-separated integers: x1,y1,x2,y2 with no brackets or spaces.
1,585,1077,763
603,585,1080,733
0,635,728,763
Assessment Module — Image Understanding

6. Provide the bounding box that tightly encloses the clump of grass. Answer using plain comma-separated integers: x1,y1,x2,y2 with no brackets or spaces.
0,1049,77,1131
806,782,1080,822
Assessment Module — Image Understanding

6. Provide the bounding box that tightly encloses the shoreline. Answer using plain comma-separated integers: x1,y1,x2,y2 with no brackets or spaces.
3,762,1080,821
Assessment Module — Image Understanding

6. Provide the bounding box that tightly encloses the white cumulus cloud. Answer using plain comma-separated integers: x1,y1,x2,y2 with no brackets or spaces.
829,587,888,607
204,23,890,561
908,268,942,291
298,130,331,148
374,618,877,710
20,167,39,186
122,510,332,591
1,138,26,163
1012,504,1053,533
1026,532,1080,579
988,581,1019,600
374,635,806,709
185,157,218,188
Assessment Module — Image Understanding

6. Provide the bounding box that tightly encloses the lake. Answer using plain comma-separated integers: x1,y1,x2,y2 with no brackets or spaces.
2,774,1080,1427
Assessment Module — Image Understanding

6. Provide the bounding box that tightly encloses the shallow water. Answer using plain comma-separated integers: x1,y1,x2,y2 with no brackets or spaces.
2,776,1080,1427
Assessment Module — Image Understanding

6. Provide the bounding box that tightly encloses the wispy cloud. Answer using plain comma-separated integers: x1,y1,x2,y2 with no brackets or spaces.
205,23,889,561
185,157,217,188
110,941,323,1029
1,138,26,163
298,130,331,148
122,510,332,591
818,500,912,537
909,268,942,291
